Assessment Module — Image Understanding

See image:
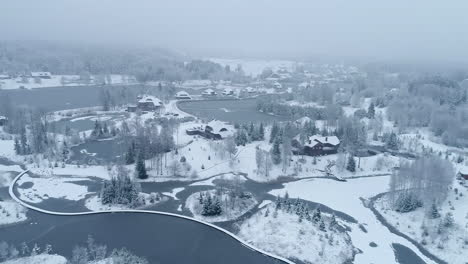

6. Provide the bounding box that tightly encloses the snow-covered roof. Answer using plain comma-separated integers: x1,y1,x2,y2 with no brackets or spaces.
176,91,190,96
31,72,51,77
458,168,468,175
203,88,215,94
0,115,7,120
305,135,340,148
138,95,162,106
206,120,235,137
295,116,312,125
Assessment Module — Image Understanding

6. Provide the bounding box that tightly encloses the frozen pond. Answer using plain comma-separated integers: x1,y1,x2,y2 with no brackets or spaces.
0,211,284,264
178,98,291,123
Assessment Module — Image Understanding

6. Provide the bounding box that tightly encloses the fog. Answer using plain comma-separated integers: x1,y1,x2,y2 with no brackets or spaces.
2,0,468,62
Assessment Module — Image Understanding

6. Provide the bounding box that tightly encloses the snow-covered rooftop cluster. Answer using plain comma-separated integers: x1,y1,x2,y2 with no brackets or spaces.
305,135,340,148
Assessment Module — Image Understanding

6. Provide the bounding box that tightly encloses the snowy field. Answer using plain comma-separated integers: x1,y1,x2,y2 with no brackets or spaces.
0,200,27,226
238,203,354,264
16,173,90,203
269,177,437,264
1,255,67,264
375,180,468,264
0,74,133,90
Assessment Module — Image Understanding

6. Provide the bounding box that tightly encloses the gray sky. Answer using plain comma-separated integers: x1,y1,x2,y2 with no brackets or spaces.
2,0,468,62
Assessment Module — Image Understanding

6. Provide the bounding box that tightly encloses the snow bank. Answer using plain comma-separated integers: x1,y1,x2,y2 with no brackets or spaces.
238,204,354,264
0,200,27,225
1,254,67,264
16,173,90,203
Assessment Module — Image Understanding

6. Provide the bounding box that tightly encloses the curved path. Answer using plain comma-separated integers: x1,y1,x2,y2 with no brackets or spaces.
9,170,294,264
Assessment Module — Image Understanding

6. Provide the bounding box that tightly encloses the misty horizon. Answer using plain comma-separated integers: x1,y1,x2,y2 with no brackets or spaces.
2,0,468,64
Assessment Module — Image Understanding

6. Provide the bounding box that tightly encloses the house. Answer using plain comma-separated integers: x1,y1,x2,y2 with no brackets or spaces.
222,88,234,96
457,169,468,181
202,88,217,96
175,91,191,100
266,73,281,81
126,105,137,112
0,116,7,126
186,120,234,140
0,74,10,80
245,87,255,93
273,81,282,89
136,95,162,112
293,135,340,156
31,72,52,79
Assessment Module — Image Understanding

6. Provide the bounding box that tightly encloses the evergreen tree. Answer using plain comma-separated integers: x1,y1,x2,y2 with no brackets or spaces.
271,139,282,165
270,122,279,143
329,214,338,230
135,152,148,179
367,102,375,119
346,155,356,172
313,207,322,223
20,126,28,154
125,142,136,164
319,218,327,232
429,202,440,219
259,123,265,140
443,212,454,227
14,137,21,155
386,132,399,150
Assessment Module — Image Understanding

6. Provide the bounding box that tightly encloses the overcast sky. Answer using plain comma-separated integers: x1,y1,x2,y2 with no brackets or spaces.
2,0,468,62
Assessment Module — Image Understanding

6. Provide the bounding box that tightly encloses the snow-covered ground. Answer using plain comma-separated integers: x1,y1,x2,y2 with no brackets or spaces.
269,177,437,264
1,254,67,264
16,173,90,203
0,200,27,226
0,74,134,90
84,192,167,211
185,189,257,223
375,179,468,264
238,203,354,264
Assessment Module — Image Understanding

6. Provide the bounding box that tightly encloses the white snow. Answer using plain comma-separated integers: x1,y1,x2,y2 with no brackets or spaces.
185,189,257,223
16,173,90,203
0,74,133,90
269,177,437,264
162,187,185,200
375,180,468,264
1,255,67,264
0,200,27,225
238,204,354,264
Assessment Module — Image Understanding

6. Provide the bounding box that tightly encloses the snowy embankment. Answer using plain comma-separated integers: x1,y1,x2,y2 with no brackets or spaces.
238,203,354,264
1,254,67,264
185,189,257,223
84,192,168,211
1,168,28,226
269,177,437,264
375,179,468,264
0,200,27,226
9,170,295,264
